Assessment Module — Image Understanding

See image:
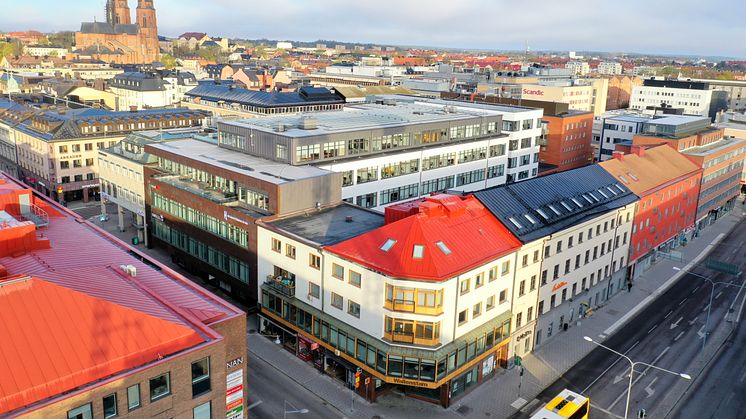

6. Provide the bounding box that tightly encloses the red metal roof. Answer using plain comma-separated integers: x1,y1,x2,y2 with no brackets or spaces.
326,195,522,281
0,276,205,414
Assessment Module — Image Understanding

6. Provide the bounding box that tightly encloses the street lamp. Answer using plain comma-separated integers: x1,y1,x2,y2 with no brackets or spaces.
672,266,745,351
583,336,690,419
283,400,309,419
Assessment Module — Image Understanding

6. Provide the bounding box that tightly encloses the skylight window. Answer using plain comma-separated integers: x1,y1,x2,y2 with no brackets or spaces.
435,241,452,255
615,184,626,193
536,208,550,219
571,198,583,208
509,217,524,229
619,175,630,184
588,192,600,202
413,245,425,259
628,172,639,181
606,186,618,196
582,194,594,204
560,201,573,211
524,214,538,224
380,239,397,252
548,204,561,215
598,189,609,199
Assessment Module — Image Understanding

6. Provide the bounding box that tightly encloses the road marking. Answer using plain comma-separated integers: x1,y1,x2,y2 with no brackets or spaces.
715,291,723,299
724,393,735,408
644,377,659,398
693,285,701,293
664,310,673,319
697,325,707,339
647,325,658,334
688,316,699,326
739,370,746,383
670,317,683,330
582,341,640,393
247,400,263,410
608,346,670,410
703,304,711,312
613,371,628,385
679,298,688,306
674,331,686,341
511,397,527,409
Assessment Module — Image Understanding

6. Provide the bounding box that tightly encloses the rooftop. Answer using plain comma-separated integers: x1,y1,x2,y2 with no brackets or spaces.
599,146,702,195
268,204,385,247
325,195,522,281
149,138,332,185
474,165,638,243
682,136,746,157
185,83,344,108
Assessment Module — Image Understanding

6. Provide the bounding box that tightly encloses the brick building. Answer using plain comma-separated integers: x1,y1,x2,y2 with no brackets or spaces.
538,108,594,175
75,0,159,64
0,173,247,418
605,75,642,110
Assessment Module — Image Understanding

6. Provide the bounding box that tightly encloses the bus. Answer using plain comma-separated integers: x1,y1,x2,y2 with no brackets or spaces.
529,389,590,419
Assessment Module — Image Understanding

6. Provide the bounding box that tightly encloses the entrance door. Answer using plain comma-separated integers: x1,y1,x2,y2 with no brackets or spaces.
19,193,30,216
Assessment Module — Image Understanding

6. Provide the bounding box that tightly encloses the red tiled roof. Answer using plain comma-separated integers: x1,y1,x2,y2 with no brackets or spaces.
326,195,522,281
0,276,205,414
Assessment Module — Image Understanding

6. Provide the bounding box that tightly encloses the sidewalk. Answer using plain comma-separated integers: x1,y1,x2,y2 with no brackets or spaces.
245,210,743,419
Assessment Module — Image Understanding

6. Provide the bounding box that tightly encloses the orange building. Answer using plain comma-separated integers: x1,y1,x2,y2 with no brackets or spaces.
74,0,159,64
539,109,595,175
605,75,643,110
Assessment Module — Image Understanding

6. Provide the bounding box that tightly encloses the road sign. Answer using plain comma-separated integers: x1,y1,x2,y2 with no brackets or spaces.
705,259,741,275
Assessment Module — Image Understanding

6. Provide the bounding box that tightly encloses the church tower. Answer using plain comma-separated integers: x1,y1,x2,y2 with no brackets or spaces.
136,0,159,62
106,0,132,25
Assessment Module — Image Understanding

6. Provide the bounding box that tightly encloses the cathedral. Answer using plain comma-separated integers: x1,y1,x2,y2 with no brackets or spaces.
75,0,159,64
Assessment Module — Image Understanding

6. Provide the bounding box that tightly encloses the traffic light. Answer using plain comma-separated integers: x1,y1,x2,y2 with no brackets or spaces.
355,368,361,389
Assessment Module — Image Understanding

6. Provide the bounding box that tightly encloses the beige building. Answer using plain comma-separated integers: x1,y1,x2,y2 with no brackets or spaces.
520,79,608,116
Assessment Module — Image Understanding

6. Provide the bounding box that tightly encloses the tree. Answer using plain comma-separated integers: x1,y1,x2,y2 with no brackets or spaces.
0,42,17,60
196,45,221,62
161,54,177,69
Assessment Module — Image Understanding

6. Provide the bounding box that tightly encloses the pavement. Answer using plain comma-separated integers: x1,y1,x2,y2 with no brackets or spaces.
69,199,746,419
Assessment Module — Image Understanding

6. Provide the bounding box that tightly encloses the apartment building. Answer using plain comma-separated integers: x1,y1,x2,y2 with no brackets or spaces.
539,109,594,174
600,145,702,277
217,97,543,212
257,194,521,407
0,173,246,419
145,137,341,307
475,165,637,349
593,111,652,161
0,105,207,203
565,61,590,76
630,79,728,120
596,62,623,76
108,72,198,110
520,79,608,116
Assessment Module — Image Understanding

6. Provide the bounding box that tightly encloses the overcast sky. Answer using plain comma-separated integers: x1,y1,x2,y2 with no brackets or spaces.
2,0,744,58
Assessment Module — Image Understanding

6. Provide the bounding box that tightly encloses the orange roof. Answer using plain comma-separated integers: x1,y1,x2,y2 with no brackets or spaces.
598,145,702,195
326,195,522,281
0,277,205,414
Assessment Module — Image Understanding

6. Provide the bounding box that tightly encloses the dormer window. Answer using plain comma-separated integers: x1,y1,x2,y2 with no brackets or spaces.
435,241,451,255
380,239,397,252
413,245,425,259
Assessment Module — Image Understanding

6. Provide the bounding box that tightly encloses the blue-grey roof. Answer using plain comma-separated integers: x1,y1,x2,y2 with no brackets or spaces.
185,83,344,108
80,22,138,35
474,165,638,243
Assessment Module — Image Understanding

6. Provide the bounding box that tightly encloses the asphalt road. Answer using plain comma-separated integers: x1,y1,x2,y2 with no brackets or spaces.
511,218,746,419
245,336,345,419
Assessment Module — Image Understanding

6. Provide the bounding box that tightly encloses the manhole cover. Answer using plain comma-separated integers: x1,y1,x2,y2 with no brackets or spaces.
248,329,257,334
456,405,472,415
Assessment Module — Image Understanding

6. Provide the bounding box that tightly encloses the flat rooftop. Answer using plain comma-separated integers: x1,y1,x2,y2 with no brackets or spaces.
221,98,511,138
269,204,384,246
150,138,333,184
610,115,653,123
645,115,710,126
683,137,746,157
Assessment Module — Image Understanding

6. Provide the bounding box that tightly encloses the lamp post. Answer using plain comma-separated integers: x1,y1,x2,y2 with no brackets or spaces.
283,400,309,419
583,336,690,419
672,267,745,352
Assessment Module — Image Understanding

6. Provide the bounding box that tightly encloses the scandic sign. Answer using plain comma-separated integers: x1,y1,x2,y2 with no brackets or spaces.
523,88,545,96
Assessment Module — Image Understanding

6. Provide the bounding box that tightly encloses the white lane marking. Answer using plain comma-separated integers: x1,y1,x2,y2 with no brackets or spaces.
688,316,699,326
608,346,670,410
697,325,707,339
715,291,724,299
693,285,701,293
247,400,263,410
647,325,658,334
739,370,746,383
670,317,683,330
703,304,711,312
679,298,688,306
582,341,640,393
645,376,659,398
665,310,674,319
674,331,686,341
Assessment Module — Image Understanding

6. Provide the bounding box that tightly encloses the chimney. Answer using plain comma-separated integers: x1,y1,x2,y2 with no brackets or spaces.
129,105,138,112
612,151,625,161
631,145,646,157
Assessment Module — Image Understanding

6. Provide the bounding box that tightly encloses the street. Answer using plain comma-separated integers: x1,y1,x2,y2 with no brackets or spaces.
512,218,746,419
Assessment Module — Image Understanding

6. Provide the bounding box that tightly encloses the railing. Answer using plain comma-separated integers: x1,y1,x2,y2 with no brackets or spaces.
265,274,296,298
383,330,440,347
155,175,237,205
383,299,444,316
8,204,49,228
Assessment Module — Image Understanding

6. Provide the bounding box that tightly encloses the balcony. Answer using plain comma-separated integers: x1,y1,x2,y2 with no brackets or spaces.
155,175,238,205
383,299,444,316
384,317,441,347
265,274,296,298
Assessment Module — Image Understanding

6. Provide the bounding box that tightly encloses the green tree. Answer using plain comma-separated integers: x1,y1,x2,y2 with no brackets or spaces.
196,45,221,62
0,42,17,59
161,54,177,69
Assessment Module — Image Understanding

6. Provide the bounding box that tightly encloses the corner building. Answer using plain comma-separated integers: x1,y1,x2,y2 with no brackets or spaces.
257,195,522,407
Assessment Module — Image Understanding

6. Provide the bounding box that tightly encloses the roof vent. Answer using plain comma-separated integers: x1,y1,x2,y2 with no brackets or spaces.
299,117,317,130
345,216,353,223
274,123,286,132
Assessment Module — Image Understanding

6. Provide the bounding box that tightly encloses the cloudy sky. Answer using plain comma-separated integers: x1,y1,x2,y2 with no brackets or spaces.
2,0,744,57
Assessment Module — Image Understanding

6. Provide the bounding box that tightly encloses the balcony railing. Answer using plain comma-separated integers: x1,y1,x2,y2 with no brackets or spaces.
265,274,296,298
383,330,440,347
383,299,444,316
155,175,237,205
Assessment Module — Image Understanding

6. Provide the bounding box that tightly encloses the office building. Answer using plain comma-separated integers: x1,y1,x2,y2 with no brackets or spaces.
593,111,652,161
538,107,594,174
630,79,728,120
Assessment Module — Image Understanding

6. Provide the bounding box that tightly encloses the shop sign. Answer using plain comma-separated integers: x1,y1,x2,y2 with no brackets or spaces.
226,368,244,418
226,405,244,419
391,377,430,388
226,357,244,369
552,281,568,292
523,88,545,96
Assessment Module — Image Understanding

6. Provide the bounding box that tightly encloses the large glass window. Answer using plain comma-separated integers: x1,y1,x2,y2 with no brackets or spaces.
380,183,419,205
192,357,211,397
193,401,211,419
127,384,140,410
68,403,92,419
103,394,117,419
149,372,171,401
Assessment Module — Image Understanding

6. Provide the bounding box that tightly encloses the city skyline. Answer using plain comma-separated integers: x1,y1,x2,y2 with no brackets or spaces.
2,0,745,58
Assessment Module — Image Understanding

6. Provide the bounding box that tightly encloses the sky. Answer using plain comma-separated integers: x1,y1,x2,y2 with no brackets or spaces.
2,0,744,58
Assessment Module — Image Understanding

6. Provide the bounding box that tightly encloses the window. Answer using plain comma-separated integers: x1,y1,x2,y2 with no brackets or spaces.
519,280,526,297
499,289,508,303
193,402,211,419
556,241,563,253
349,271,361,287
73,159,82,168
516,312,523,328
530,275,537,291
149,372,171,401
458,309,468,325
103,394,117,419
473,302,482,318
309,282,320,298
533,250,540,263
348,300,361,318
192,357,211,397
127,384,140,410
553,264,559,280
285,244,296,259
59,145,68,154
475,273,484,288
568,236,574,248
72,144,80,152
68,403,92,419
502,261,510,275
527,306,534,321
486,295,495,310
84,143,93,151
460,278,470,294
331,292,343,309
413,244,425,259
522,254,529,267
332,263,344,279
271,238,281,253
309,254,321,269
